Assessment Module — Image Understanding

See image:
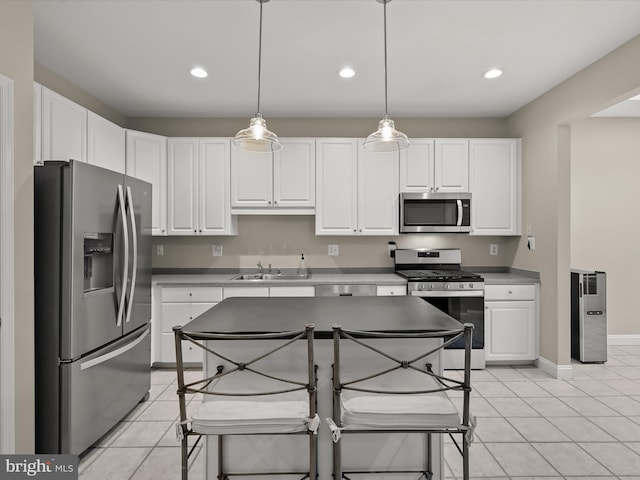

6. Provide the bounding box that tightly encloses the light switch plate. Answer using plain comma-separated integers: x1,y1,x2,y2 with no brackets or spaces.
156,245,163,256
328,244,339,256
212,245,223,256
490,244,499,255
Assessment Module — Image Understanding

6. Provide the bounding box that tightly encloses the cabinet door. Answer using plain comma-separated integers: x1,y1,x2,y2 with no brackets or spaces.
400,138,434,192
315,138,358,235
34,83,42,165
87,111,125,173
42,87,87,162
167,138,198,235
485,300,536,361
469,139,520,235
126,130,167,236
273,138,315,208
357,140,400,235
434,139,469,192
199,138,237,235
231,147,273,207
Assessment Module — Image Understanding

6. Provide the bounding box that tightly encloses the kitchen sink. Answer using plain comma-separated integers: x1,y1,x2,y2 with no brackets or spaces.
231,273,310,281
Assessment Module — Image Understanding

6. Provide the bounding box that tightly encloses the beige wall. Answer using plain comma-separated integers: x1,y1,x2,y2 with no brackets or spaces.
153,216,520,270
0,0,34,453
34,63,127,127
571,117,640,336
127,116,509,139
507,34,640,366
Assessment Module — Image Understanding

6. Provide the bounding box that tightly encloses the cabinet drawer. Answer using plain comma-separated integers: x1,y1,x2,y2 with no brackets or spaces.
485,284,535,301
161,302,217,332
269,286,315,297
376,285,407,296
223,286,270,299
161,333,203,364
162,286,223,303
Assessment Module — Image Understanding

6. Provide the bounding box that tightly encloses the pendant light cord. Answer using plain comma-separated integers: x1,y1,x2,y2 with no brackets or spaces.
383,0,388,117
256,0,264,115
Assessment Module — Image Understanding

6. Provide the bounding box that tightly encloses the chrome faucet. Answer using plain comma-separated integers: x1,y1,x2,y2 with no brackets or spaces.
257,261,264,274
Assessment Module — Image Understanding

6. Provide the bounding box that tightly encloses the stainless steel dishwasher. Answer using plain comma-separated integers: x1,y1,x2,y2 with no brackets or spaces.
315,284,377,296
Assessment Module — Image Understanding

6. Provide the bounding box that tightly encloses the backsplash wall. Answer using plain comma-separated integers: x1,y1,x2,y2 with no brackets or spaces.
152,215,520,271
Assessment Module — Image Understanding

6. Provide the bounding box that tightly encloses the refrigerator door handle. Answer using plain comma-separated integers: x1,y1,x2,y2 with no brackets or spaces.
79,327,149,371
125,186,138,325
116,184,129,328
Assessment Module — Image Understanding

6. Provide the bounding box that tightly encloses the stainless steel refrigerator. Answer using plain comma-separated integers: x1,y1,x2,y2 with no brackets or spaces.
34,160,152,454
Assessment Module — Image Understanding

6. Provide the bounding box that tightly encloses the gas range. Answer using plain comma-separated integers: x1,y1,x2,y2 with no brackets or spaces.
394,248,486,369
394,249,484,293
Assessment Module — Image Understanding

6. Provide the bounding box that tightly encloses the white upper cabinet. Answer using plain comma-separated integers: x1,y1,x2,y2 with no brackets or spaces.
168,138,237,236
87,111,125,173
400,139,468,193
199,139,237,235
315,138,399,235
231,138,315,214
469,139,521,236
399,139,432,192
357,140,400,235
315,139,358,234
41,86,88,163
434,139,469,192
126,130,167,236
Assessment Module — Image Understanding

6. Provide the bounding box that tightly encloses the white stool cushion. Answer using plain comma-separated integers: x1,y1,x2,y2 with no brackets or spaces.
192,391,312,435
339,369,461,430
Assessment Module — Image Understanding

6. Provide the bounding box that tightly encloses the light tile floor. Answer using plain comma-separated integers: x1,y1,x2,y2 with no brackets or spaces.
78,345,640,479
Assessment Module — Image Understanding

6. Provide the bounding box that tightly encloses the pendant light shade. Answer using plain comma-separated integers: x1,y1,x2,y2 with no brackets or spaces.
363,0,410,152
233,0,282,153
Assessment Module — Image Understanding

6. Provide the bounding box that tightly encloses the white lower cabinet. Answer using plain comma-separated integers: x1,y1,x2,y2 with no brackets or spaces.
157,286,223,365
485,284,537,363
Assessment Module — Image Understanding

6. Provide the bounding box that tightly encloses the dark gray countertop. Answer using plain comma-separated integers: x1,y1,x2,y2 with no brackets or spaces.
181,296,463,337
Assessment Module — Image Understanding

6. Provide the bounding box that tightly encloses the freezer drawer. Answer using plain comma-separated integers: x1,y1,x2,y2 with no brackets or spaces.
59,326,151,454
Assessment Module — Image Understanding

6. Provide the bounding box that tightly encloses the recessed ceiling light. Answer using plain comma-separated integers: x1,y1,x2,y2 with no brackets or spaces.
190,67,208,79
483,68,503,79
339,67,356,79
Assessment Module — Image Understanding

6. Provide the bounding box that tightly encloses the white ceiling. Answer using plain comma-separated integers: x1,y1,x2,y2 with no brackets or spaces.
34,0,640,119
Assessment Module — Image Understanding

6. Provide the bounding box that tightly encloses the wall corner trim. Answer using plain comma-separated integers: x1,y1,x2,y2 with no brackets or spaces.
535,356,574,380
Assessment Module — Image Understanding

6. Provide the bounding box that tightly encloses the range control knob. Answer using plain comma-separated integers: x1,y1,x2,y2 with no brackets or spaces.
444,283,450,290
460,283,465,289
429,283,435,290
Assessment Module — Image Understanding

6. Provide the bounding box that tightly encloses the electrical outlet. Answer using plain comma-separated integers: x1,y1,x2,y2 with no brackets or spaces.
490,244,499,255
156,245,163,256
526,224,533,236
212,245,223,257
328,244,339,256
527,236,536,250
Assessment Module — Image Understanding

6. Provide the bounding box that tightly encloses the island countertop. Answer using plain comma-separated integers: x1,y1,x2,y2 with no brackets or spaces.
182,295,463,336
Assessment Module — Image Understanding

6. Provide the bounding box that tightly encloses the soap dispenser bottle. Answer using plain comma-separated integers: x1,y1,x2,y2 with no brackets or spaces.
297,253,308,278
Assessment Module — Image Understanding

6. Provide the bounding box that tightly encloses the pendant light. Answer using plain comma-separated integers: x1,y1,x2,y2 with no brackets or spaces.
363,0,410,152
233,0,282,153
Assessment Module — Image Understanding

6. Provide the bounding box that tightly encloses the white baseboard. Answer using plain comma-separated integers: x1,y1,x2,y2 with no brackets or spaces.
608,335,640,346
535,356,574,380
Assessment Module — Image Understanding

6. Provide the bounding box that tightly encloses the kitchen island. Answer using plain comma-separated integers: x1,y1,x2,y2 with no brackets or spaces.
180,295,464,480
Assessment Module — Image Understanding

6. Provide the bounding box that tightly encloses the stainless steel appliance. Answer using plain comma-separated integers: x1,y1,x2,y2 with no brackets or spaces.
571,270,607,363
34,160,152,454
394,248,485,369
400,192,471,233
315,284,377,296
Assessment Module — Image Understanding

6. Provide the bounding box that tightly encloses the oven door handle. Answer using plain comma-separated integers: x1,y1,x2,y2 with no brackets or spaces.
410,290,484,298
456,199,463,226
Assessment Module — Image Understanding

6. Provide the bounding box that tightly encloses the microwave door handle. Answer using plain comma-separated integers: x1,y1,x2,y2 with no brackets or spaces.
124,186,137,325
456,199,463,226
116,184,129,328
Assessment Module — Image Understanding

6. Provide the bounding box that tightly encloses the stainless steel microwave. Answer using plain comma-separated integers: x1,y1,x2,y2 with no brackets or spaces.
400,192,472,233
